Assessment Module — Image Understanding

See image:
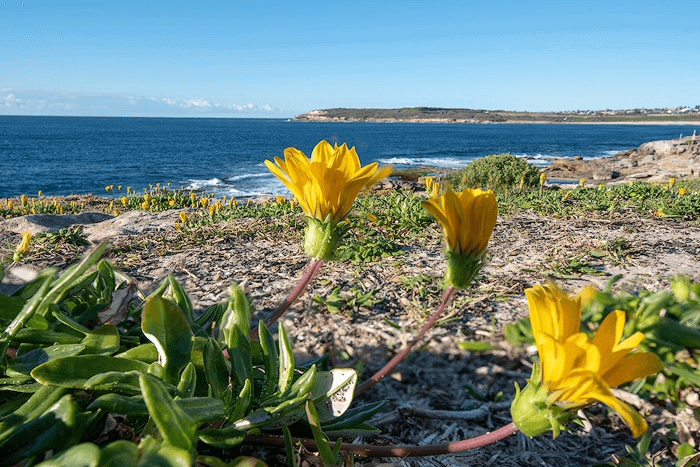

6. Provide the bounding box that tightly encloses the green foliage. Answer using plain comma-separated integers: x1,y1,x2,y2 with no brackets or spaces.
445,153,541,192
0,248,382,466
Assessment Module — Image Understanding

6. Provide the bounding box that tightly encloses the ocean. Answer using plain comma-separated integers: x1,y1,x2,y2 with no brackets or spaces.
1,116,698,199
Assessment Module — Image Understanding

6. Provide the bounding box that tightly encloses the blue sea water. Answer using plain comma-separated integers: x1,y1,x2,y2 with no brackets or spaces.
1,116,698,199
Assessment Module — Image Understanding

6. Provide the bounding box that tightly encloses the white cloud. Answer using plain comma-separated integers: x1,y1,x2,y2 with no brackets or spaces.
245,102,254,109
183,98,212,108
162,97,177,105
262,104,272,111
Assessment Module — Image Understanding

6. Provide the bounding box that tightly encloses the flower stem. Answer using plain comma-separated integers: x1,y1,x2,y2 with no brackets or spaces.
245,422,518,457
355,286,457,396
249,258,324,341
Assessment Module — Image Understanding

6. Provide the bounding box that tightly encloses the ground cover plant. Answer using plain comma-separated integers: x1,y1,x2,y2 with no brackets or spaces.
1,148,700,466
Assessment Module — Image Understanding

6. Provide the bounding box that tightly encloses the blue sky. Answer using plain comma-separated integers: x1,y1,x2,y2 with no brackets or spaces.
1,0,698,117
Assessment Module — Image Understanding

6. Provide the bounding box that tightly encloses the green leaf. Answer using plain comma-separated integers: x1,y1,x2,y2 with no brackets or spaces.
227,327,252,391
97,259,116,304
176,397,226,424
164,274,195,326
0,394,78,466
309,369,357,422
6,343,86,376
257,321,278,400
0,294,48,329
88,394,149,416
99,440,139,467
277,323,295,394
458,340,497,352
233,394,309,430
84,370,144,394
139,374,196,452
177,362,197,399
12,328,83,345
116,343,159,363
228,379,252,422
220,284,252,348
0,270,55,364
31,355,150,388
142,296,194,384
0,385,67,443
320,400,387,431
35,442,101,467
666,365,700,386
81,324,120,355
203,338,230,400
138,442,193,467
197,426,247,449
305,400,341,467
89,394,224,423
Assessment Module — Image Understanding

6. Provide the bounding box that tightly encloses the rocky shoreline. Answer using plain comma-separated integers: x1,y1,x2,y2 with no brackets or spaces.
293,108,700,125
544,135,700,183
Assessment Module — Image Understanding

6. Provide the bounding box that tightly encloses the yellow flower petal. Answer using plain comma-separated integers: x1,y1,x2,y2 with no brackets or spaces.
264,140,390,224
524,281,662,437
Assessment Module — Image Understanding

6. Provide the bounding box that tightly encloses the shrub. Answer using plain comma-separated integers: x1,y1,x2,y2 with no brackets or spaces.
446,153,541,192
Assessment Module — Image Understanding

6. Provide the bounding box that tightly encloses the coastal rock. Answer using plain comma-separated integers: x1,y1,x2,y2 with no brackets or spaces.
82,210,193,243
545,136,700,182
0,212,114,235
0,210,192,243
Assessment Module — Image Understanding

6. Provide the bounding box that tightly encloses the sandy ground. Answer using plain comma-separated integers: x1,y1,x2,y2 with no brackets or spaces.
2,203,699,466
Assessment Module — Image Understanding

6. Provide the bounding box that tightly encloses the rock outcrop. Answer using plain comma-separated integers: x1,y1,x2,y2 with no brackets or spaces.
545,136,700,182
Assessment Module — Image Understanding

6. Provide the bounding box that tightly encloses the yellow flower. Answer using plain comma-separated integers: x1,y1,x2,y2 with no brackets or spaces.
120,197,128,206
13,232,32,261
127,186,131,194
669,177,676,188
265,140,390,223
105,186,111,192
144,193,151,203
7,201,14,209
679,187,686,196
563,191,571,200
422,188,497,257
577,285,598,308
201,198,209,207
511,283,663,438
16,232,31,253
174,222,182,231
208,205,215,215
539,172,546,185
37,190,42,197
366,213,378,223
425,176,434,192
275,195,285,204
20,194,28,204
117,185,122,191
169,199,175,207
179,212,188,223
265,140,392,259
421,188,497,288
579,178,585,188
141,201,149,210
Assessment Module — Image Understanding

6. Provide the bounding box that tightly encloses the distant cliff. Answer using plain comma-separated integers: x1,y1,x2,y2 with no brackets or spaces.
292,107,700,124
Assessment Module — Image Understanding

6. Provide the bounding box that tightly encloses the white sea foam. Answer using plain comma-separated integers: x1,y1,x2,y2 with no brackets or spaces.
226,173,271,182
185,178,223,190
377,156,468,169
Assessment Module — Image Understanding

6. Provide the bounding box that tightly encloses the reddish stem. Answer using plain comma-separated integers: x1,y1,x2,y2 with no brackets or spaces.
245,422,518,457
249,258,324,341
355,286,457,396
